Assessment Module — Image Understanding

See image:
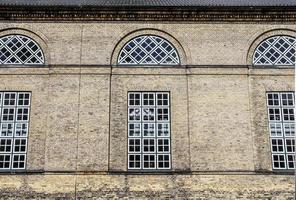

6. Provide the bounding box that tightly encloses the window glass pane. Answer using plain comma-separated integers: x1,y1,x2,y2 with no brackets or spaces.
143,123,155,137
287,154,295,169
285,139,295,153
157,123,170,137
142,108,155,121
128,154,141,169
269,123,282,137
268,108,281,121
272,154,286,169
0,123,14,137
267,93,280,106
129,108,141,121
0,154,11,169
128,123,141,137
0,139,12,153
143,154,156,169
15,123,28,137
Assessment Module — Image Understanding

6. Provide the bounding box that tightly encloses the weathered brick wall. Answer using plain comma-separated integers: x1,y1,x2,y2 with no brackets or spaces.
0,21,294,198
0,23,295,65
0,174,294,199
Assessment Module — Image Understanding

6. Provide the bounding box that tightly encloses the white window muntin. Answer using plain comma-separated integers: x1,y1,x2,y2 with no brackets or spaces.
267,93,280,106
157,138,170,153
0,35,44,65
281,108,294,122
128,154,141,169
14,123,29,137
0,92,30,170
253,35,296,66
142,123,155,137
128,108,141,122
0,154,11,169
128,92,141,106
16,107,30,122
128,92,171,170
17,92,31,106
267,92,295,170
287,154,295,169
268,108,281,122
270,138,285,153
269,123,283,137
128,138,141,153
1,108,15,122
3,92,17,106
272,154,286,169
11,154,26,170
142,108,155,122
128,123,141,137
142,154,156,169
285,139,295,153
118,35,180,66
142,138,156,153
157,123,170,137
13,138,27,153
142,92,155,106
281,93,294,106
157,154,171,169
156,92,170,106
0,138,12,153
283,123,295,137
0,123,14,137
156,108,170,122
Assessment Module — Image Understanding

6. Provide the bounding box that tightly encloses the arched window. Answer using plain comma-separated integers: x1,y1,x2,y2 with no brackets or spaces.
118,35,180,65
253,35,296,66
0,35,44,65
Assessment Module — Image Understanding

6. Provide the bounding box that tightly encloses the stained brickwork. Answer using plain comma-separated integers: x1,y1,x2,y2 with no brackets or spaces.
0,175,294,199
0,19,294,199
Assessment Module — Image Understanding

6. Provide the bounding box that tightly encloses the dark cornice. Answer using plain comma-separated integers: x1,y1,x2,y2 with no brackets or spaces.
1,6,296,22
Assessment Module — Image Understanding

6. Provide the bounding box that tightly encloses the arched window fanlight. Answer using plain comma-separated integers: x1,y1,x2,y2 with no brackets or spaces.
118,35,180,65
253,35,296,66
0,35,44,65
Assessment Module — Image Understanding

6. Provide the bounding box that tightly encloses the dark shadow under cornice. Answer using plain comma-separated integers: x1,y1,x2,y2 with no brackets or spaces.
1,6,296,22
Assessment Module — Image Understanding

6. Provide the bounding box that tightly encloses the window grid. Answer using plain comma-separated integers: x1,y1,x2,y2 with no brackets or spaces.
0,35,44,65
0,92,30,170
253,35,296,66
128,92,171,170
267,92,295,170
118,35,180,65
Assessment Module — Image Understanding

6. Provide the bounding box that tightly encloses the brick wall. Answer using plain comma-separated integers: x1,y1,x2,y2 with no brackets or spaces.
0,22,294,198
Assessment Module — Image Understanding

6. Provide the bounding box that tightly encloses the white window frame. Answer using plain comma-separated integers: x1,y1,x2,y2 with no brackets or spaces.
267,92,295,170
0,92,31,171
253,35,296,66
128,92,171,171
0,35,44,65
118,35,180,65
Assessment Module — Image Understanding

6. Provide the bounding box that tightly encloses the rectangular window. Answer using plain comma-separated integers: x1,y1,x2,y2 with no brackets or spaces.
128,92,171,170
267,92,295,170
0,92,30,170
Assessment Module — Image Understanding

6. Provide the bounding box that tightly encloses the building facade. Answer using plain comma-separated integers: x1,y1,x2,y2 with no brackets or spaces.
0,1,295,199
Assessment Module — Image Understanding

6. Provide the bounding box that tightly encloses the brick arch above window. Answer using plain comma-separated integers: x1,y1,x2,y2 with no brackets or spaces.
0,34,45,65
